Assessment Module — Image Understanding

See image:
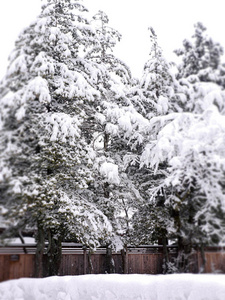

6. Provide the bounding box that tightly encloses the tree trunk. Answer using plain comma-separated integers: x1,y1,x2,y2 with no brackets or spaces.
158,235,169,273
162,237,169,273
176,236,193,273
46,230,62,276
88,250,93,274
18,229,27,254
105,245,115,273
200,244,206,273
35,224,45,278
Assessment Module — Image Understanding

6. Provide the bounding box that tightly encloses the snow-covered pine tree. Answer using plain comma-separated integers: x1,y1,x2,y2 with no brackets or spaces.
0,0,113,276
175,22,224,85
131,24,225,272
86,11,141,265
138,70,225,272
173,23,225,114
122,28,184,272
130,27,182,119
145,23,225,271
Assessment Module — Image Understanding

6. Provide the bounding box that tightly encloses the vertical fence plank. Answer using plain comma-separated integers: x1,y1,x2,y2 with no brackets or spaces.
83,249,87,275
113,254,123,274
205,252,225,273
60,254,85,276
3,256,10,281
79,254,85,275
0,256,4,282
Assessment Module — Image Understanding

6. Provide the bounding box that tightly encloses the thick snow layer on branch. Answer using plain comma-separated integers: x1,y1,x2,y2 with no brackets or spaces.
0,274,224,300
142,102,225,170
0,165,11,182
23,76,51,104
58,192,112,248
140,103,225,242
46,113,81,145
100,162,120,185
7,54,27,76
31,52,55,76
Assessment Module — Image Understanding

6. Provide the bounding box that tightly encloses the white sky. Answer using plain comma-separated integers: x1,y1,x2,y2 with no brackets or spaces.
0,0,225,78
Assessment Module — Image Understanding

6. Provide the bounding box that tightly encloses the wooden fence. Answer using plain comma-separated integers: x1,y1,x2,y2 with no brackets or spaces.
0,245,224,282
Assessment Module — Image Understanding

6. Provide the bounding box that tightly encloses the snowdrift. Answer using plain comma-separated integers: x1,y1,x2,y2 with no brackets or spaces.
0,274,225,300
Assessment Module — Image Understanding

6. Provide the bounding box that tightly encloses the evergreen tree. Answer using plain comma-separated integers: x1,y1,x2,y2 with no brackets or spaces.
175,22,224,84
131,24,225,270
130,27,182,119
139,80,225,271
86,11,141,261
0,0,112,276
124,28,182,272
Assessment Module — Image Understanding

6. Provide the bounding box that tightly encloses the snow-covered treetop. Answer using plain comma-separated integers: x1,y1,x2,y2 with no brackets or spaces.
175,22,224,82
85,10,132,86
130,27,182,119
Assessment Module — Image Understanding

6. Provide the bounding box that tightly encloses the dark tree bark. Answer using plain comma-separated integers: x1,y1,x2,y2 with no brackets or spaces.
35,224,45,277
105,245,115,273
46,230,62,276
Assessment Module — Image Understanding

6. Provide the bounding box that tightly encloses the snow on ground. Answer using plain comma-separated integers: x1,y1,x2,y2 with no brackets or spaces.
0,274,225,300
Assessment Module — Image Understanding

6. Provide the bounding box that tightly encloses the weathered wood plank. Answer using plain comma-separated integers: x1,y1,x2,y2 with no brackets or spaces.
2,256,10,281
205,252,225,273
0,255,4,282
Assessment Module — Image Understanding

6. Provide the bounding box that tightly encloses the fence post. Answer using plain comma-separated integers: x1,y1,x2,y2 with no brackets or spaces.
121,246,128,274
83,247,87,275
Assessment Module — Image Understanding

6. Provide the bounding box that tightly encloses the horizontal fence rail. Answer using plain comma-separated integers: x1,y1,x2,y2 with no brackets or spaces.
0,244,224,282
0,243,179,254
